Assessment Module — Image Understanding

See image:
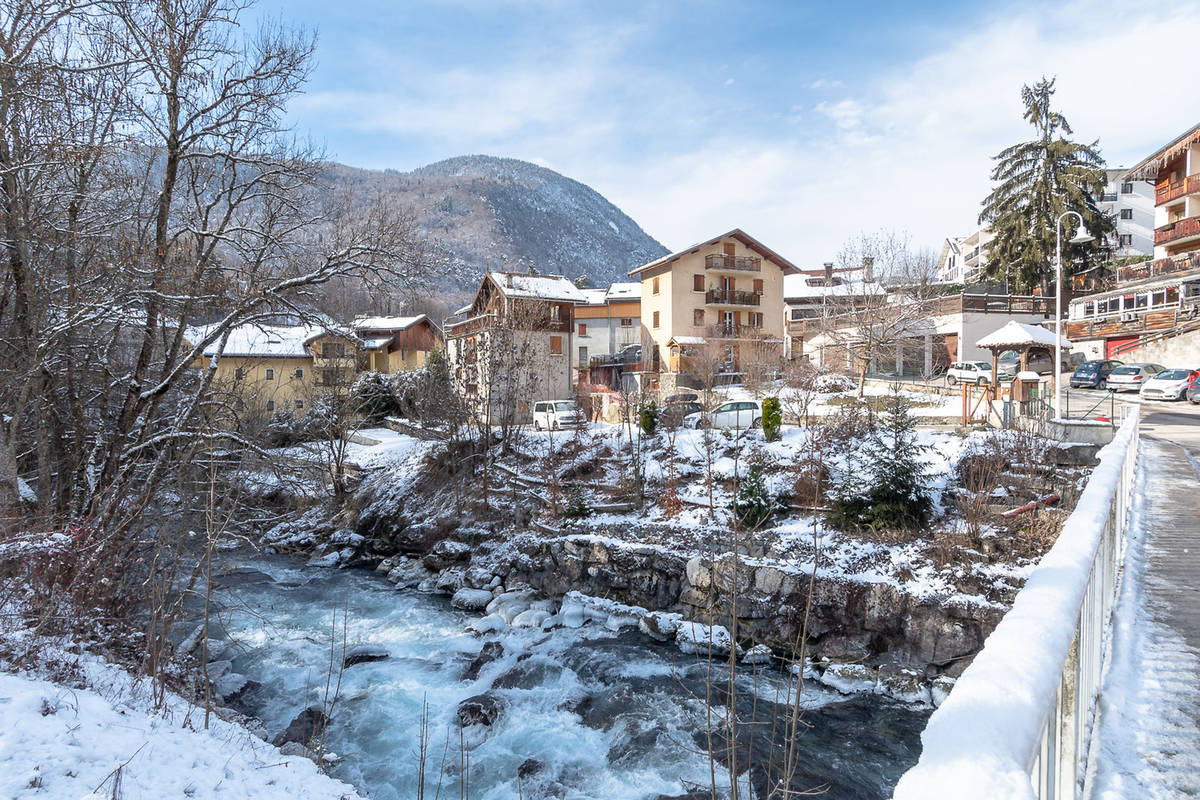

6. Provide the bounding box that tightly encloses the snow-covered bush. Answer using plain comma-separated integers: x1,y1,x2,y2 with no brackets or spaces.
731,464,775,528
563,485,592,523
351,371,403,423
813,373,857,393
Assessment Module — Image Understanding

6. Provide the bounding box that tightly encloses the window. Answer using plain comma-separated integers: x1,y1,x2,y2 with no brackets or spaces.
693,274,704,292
265,368,274,380
293,368,304,379
1119,208,1133,220
694,308,705,326
753,278,764,294
234,367,245,380
550,305,560,321
550,335,563,355
1119,234,1133,247
321,368,338,386
578,323,587,336
652,311,660,328
295,399,304,410
748,312,763,328
652,277,660,295
723,242,736,256
1121,182,1134,194
321,342,345,358
578,345,588,362
620,317,633,327
266,400,275,412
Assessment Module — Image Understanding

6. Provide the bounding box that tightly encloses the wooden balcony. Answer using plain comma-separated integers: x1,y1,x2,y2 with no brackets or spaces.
1065,308,1183,340
705,288,761,306
1156,216,1200,246
1155,174,1200,206
705,253,761,272
1116,252,1200,284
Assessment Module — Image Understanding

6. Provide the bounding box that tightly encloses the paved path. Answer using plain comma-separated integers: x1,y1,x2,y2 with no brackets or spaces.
1090,408,1200,798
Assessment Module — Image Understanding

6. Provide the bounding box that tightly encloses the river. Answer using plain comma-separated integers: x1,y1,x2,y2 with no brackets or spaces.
205,555,927,800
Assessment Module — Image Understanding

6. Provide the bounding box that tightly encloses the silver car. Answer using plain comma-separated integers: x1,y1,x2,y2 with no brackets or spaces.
1106,363,1166,393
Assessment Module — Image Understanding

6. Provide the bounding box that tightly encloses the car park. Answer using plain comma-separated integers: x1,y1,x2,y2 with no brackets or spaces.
1069,360,1124,389
683,400,761,430
946,361,993,385
1139,368,1200,401
1105,363,1167,393
532,400,586,430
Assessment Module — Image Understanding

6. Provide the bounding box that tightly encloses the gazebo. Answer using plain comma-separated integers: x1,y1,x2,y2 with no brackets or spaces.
976,320,1072,402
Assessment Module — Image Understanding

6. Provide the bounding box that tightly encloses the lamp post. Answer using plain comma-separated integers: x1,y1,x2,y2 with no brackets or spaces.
1054,211,1094,420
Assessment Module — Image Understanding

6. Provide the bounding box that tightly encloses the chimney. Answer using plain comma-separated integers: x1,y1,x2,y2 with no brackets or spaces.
505,273,513,288
862,256,874,284
823,262,833,285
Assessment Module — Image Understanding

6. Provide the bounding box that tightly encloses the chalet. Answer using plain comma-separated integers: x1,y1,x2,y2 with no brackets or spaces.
628,229,799,390
353,315,443,373
445,271,586,423
1066,124,1200,362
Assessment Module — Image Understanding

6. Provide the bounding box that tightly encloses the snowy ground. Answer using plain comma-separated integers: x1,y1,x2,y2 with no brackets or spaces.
0,641,362,800
716,381,962,418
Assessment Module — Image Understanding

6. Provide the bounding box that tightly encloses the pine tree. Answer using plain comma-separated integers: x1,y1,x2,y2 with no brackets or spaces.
979,77,1112,294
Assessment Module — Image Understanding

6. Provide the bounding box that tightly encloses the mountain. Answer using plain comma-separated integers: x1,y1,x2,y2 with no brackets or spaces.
322,155,669,293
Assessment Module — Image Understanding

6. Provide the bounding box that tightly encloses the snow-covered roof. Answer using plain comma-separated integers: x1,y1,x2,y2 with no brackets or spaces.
579,288,609,305
354,314,428,331
489,272,588,303
193,323,330,358
628,228,801,277
605,282,641,301
783,272,886,300
359,337,393,350
668,336,707,346
976,320,1070,349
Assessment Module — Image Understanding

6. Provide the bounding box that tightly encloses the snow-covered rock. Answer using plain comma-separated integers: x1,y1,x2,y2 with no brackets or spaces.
876,665,932,704
467,614,507,634
511,609,551,628
685,556,712,590
386,558,429,588
451,588,494,611
343,644,390,668
816,663,879,695
487,590,536,624
742,644,774,666
674,622,739,657
435,568,465,594
930,675,956,707
639,611,682,641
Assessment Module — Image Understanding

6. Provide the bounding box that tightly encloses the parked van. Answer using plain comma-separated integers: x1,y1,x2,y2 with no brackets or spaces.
532,400,585,430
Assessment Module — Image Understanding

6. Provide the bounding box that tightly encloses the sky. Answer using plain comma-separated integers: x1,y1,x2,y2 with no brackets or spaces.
258,0,1200,266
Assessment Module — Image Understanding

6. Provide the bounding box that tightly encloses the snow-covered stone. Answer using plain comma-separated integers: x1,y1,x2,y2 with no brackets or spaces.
674,621,739,657
487,590,536,623
451,588,494,612
742,644,774,666
559,596,585,628
511,609,551,628
639,611,682,641
816,663,879,695
467,614,507,634
434,568,465,594
386,558,428,589
930,675,956,707
876,665,932,704
685,556,712,590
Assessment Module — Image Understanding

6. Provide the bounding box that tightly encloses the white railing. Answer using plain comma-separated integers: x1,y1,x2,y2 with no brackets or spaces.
893,410,1141,800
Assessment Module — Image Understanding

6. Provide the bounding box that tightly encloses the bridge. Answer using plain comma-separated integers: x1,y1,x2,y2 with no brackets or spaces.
893,403,1200,799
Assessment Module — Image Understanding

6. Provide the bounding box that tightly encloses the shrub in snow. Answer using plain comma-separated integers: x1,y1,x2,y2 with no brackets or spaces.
731,464,775,529
813,372,857,393
350,371,403,423
638,400,658,435
761,396,782,442
562,485,592,523
829,390,932,532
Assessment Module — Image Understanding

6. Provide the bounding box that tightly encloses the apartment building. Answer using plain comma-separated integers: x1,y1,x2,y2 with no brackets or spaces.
1097,168,1155,257
445,271,586,423
628,229,799,389
936,226,993,285
1065,124,1200,362
571,282,641,384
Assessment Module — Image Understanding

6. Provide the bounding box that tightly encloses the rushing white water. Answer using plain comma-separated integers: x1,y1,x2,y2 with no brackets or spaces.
206,556,927,800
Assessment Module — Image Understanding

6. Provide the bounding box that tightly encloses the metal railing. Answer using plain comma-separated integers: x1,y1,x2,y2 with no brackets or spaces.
704,253,762,272
893,411,1141,800
705,288,761,306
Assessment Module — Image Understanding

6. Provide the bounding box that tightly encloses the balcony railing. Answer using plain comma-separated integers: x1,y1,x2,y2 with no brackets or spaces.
1117,251,1200,283
1155,215,1200,246
705,288,761,306
705,253,761,272
1099,192,1118,203
1155,175,1200,206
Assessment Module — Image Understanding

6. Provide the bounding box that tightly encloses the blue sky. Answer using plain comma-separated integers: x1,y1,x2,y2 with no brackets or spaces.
260,0,1200,266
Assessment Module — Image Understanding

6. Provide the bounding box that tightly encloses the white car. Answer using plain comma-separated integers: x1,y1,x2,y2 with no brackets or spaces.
684,400,761,430
946,361,993,386
532,400,585,430
1139,368,1199,401
1106,363,1166,393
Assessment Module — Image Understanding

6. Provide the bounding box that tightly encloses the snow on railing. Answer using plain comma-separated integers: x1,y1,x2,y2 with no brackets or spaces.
893,409,1140,800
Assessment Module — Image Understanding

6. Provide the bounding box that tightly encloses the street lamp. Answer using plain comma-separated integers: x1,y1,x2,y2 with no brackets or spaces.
1054,211,1094,420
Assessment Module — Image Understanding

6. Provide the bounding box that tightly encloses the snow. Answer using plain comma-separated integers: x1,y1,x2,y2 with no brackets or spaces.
667,335,707,345
189,322,332,358
783,272,887,299
891,411,1139,799
353,314,427,331
605,281,641,300
976,319,1069,349
0,652,362,800
488,271,587,302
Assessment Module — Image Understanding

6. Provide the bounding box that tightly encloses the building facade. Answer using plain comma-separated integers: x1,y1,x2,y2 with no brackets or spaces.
1097,168,1155,257
628,229,798,388
353,315,443,373
570,282,641,385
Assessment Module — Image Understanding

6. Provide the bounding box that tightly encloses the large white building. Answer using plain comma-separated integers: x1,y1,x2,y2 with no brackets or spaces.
1097,168,1155,257
936,226,994,285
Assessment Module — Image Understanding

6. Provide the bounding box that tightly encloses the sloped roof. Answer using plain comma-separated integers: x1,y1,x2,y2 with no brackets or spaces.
627,228,802,277
784,271,886,300
976,320,1069,349
488,272,588,302
667,336,707,346
353,314,429,331
1124,122,1200,181
605,282,641,300
579,288,609,305
192,323,327,358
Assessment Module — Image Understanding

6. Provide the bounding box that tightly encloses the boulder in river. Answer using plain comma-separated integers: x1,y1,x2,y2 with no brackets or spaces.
343,644,390,668
451,587,494,611
464,641,505,680
457,693,503,727
273,705,330,746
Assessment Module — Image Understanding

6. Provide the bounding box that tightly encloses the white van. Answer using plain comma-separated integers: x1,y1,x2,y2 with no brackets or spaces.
532,400,585,430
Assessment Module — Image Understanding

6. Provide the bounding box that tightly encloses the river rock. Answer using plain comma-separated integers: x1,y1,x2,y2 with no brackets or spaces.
741,644,773,666
423,539,472,571
457,693,503,727
638,611,682,641
517,758,545,780
488,590,535,623
387,558,429,588
816,663,878,695
452,588,494,611
684,556,711,590
206,659,233,679
467,614,506,634
464,641,505,680
435,568,465,594
675,622,739,657
604,611,640,631
343,644,390,668
559,595,585,628
212,673,258,703
511,608,551,628
464,565,494,590
273,705,329,746
278,741,315,759
876,664,931,704
931,675,956,707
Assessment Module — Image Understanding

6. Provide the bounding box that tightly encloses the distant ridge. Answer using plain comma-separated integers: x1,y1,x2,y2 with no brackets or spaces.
323,155,668,291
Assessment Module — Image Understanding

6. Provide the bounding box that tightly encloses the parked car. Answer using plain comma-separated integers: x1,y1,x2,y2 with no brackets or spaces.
946,361,993,385
532,400,585,430
1105,363,1167,393
998,350,1083,380
1139,368,1200,401
1188,373,1200,405
660,400,703,427
1069,360,1124,389
683,400,761,430
663,392,699,405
